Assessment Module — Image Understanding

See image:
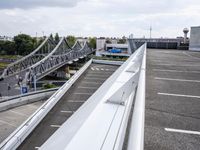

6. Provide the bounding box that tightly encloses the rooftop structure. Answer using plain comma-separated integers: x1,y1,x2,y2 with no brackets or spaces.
189,26,200,51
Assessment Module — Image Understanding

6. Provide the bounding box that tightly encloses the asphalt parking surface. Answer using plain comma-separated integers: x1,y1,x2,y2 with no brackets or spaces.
145,49,200,150
18,63,119,150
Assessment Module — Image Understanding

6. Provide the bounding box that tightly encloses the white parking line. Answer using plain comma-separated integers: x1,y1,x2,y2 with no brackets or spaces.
74,92,93,95
82,81,102,84
85,77,105,80
91,67,95,70
155,64,200,67
78,86,97,89
60,110,73,113
9,110,28,117
165,128,200,135
158,92,200,99
0,119,16,127
35,147,40,149
101,68,104,70
183,52,200,60
153,69,200,74
50,125,61,128
155,77,200,83
95,68,99,70
86,75,108,78
68,100,85,103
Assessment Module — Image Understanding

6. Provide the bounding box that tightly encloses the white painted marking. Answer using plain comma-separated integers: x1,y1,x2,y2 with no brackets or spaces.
101,68,104,70
27,104,40,109
153,69,200,74
156,64,200,67
95,68,99,71
50,125,61,128
183,52,200,60
158,92,200,99
68,100,85,103
35,147,40,149
85,77,105,80
155,77,200,83
9,110,28,117
74,92,93,95
91,67,95,70
82,81,102,84
78,86,97,89
87,75,107,78
60,110,73,113
105,69,109,71
0,119,16,127
165,128,200,135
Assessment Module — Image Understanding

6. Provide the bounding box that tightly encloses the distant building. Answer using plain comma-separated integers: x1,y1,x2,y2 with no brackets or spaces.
189,26,200,51
96,38,136,57
76,37,89,47
0,36,13,41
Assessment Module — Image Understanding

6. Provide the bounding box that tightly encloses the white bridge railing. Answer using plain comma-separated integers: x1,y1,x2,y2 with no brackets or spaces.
40,44,146,150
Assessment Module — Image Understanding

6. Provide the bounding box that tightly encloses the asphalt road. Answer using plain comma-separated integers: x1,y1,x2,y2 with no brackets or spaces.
18,63,119,150
145,49,200,150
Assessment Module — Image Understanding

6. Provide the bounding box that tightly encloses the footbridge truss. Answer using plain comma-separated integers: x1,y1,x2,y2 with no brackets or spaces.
1,37,56,78
26,37,93,82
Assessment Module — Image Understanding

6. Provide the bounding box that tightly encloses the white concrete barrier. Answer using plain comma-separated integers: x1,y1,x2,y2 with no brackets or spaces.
0,88,59,112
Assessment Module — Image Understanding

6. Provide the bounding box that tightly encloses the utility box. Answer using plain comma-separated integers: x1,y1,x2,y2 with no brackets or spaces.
189,26,200,51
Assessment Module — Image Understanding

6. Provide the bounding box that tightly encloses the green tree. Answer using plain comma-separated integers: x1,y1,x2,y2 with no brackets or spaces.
105,38,111,44
66,35,76,47
54,33,60,44
118,39,126,44
49,34,54,41
0,41,15,55
88,37,96,49
14,34,35,55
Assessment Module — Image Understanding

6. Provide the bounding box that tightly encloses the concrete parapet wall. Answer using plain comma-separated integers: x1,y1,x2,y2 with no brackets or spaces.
0,89,58,112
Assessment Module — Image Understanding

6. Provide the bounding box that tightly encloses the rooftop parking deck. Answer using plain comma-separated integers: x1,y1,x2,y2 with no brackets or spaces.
145,49,200,150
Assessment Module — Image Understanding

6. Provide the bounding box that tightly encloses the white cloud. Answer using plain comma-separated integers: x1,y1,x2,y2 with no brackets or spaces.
0,0,199,38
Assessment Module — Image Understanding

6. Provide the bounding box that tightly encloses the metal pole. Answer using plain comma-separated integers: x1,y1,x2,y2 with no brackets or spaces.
34,75,37,91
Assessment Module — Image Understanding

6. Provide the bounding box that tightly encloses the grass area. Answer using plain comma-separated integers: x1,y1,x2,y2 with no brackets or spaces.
42,83,57,89
0,62,9,69
0,55,21,59
90,55,128,61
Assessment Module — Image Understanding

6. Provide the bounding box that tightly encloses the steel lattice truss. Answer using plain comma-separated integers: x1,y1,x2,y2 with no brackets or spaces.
1,37,56,78
26,37,93,82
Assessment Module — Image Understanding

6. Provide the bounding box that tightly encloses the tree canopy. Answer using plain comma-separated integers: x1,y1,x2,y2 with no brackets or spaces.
54,33,60,44
0,34,44,56
88,37,96,49
66,35,76,47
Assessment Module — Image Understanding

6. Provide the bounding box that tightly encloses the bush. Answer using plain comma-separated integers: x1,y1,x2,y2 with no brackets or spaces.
43,83,57,89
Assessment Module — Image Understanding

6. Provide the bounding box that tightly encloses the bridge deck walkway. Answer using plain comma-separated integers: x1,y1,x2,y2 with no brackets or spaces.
145,49,200,150
0,101,44,143
17,63,119,150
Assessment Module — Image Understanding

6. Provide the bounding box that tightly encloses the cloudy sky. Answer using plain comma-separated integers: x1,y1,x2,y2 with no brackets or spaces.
0,0,199,38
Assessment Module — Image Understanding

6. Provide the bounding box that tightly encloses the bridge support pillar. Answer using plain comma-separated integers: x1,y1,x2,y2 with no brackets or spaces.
65,66,70,79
